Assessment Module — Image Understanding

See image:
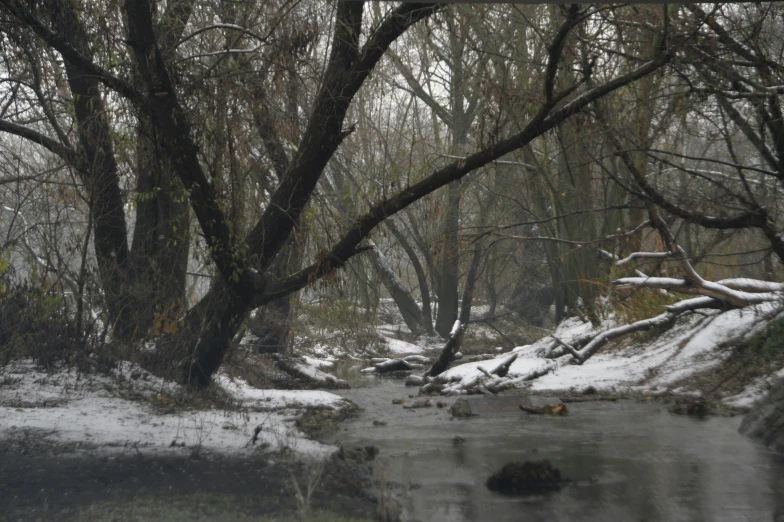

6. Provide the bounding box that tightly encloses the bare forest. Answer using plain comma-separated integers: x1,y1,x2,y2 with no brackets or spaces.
2,2,784,520
1,1,782,383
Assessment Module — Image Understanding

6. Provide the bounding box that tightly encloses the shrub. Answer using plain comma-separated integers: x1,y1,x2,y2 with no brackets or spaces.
0,266,86,369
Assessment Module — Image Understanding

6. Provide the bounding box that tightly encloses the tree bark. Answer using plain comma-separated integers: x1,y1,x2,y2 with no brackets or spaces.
387,218,435,335
425,320,467,377
367,242,425,335
45,0,136,339
435,180,461,337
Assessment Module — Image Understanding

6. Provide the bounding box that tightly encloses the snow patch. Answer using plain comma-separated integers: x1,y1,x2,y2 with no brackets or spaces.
0,361,343,458
384,337,424,355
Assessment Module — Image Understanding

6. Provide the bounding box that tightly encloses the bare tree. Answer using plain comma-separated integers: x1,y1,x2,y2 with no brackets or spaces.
0,1,676,386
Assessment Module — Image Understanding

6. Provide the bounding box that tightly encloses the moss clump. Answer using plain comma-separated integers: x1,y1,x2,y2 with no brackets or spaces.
486,459,564,495
669,398,712,418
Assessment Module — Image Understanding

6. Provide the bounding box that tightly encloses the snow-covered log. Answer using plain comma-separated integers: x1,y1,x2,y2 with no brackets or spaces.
493,361,560,391
436,359,561,395
375,358,414,373
362,355,429,375
572,311,679,363
545,333,595,359
717,278,784,293
489,353,517,377
616,251,671,267
274,356,349,389
613,207,784,308
561,297,728,365
402,355,431,365
467,354,497,362
612,276,779,307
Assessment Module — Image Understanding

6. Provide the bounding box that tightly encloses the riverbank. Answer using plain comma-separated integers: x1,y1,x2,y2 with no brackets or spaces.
413,303,784,409
1,443,379,522
0,359,378,521
3,299,784,521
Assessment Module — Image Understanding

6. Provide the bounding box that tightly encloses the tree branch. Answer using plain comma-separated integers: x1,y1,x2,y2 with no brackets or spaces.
0,0,143,104
255,48,673,305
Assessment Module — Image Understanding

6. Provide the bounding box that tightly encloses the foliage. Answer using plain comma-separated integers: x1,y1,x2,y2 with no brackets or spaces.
0,266,88,369
610,285,678,326
717,314,784,386
297,298,386,355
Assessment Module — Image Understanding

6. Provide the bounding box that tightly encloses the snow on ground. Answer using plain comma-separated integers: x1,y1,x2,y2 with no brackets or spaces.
302,355,335,369
722,367,784,409
0,360,347,458
441,303,784,406
215,374,348,410
384,337,424,355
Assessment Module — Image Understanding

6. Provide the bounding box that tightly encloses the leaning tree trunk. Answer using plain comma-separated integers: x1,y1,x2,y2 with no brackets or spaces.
458,182,495,325
368,242,425,335
328,161,430,337
386,219,436,335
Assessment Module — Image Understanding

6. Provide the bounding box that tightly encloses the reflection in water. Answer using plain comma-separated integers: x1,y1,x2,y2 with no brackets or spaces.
330,382,784,522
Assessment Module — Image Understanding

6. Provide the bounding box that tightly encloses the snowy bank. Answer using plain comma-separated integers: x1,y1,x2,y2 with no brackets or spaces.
0,360,349,458
433,303,783,407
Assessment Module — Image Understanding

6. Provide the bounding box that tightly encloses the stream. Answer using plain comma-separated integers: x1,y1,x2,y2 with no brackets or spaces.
328,376,784,522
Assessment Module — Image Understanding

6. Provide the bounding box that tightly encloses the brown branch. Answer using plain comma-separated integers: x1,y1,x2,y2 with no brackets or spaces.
256,49,673,305
0,118,82,168
0,0,143,104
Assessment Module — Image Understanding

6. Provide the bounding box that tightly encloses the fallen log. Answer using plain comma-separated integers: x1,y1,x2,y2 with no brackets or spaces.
274,355,349,389
490,353,517,377
375,358,414,373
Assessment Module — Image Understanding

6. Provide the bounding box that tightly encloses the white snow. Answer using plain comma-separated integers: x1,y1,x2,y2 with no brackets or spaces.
450,320,462,336
384,337,424,354
214,374,348,410
0,361,347,458
440,302,784,405
302,355,335,369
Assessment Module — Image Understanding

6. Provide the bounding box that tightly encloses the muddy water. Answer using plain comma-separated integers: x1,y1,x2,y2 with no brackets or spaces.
329,378,784,522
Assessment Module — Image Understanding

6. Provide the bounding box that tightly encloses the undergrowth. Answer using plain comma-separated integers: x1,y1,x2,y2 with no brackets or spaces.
0,266,94,370
709,314,784,394
296,299,385,355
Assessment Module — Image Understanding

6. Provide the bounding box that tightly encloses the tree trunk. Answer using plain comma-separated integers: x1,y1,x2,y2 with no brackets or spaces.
249,234,303,353
129,112,191,337
459,241,483,324
46,1,136,338
387,219,435,335
425,321,466,377
367,242,425,335
435,180,461,337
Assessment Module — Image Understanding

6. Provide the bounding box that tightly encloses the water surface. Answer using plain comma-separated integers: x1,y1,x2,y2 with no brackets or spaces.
330,379,784,522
